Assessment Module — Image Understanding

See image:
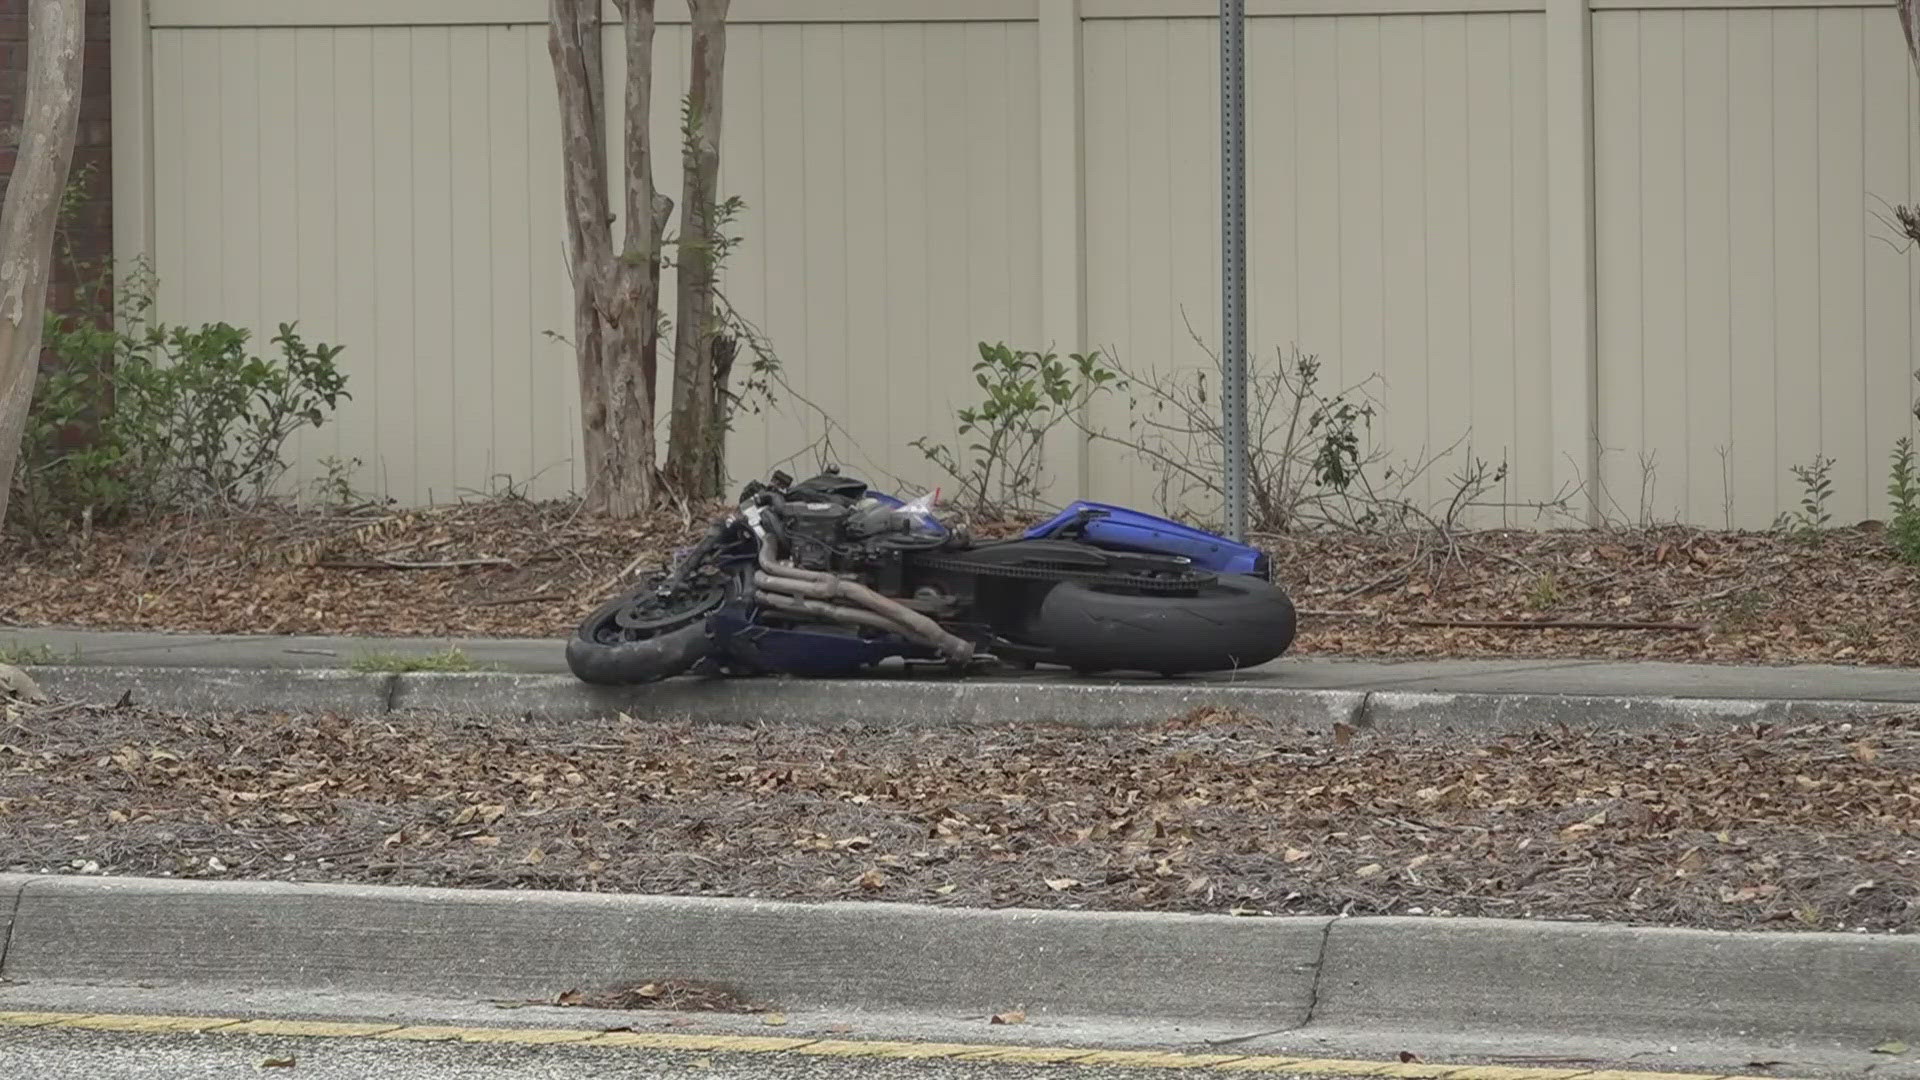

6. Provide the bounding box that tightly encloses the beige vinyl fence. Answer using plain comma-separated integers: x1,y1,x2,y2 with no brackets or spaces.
111,0,1920,528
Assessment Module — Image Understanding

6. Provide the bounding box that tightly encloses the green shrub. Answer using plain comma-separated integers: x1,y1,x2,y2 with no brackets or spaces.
1891,437,1920,566
1776,453,1835,541
11,263,349,533
912,342,1120,517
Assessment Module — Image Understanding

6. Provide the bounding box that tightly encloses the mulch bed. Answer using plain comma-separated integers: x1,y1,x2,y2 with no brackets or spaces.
3,498,1917,666
1,498,710,640
3,702,1915,932
1276,526,1920,667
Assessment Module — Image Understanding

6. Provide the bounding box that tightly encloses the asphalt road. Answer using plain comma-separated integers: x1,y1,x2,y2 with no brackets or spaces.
0,1026,1294,1080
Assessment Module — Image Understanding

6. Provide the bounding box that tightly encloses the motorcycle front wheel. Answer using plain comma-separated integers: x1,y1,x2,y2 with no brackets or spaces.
1025,574,1296,676
564,573,729,686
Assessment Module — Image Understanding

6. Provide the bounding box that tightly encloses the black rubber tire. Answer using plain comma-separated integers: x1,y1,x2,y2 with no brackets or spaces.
1027,574,1297,675
564,589,718,686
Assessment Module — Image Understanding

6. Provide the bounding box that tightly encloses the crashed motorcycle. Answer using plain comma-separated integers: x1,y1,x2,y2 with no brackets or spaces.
564,468,1297,685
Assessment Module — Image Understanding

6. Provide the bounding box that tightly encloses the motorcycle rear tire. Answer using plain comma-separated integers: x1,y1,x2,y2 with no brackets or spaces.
565,590,717,686
1028,574,1296,676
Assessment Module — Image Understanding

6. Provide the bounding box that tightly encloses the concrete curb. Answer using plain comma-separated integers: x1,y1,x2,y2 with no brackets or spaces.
1,874,1913,1047
29,667,395,716
25,664,1903,731
0,874,1328,1024
1315,916,1920,1043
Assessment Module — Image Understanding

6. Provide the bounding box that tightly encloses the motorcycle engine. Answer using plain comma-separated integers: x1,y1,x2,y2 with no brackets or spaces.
778,501,854,571
765,469,947,576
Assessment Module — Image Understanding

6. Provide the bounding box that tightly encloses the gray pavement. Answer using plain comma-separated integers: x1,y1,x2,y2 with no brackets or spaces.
0,985,1908,1080
8,626,1919,702
0,1026,1236,1080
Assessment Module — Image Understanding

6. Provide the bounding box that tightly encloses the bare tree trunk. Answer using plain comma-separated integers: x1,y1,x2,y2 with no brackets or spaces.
550,0,673,518
549,0,620,512
607,0,671,519
662,0,731,500
706,333,737,491
638,193,673,420
0,0,86,529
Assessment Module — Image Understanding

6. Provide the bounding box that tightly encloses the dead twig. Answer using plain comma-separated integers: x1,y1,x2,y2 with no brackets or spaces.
472,593,566,608
1341,562,1414,597
589,550,658,602
1398,618,1705,632
317,556,516,571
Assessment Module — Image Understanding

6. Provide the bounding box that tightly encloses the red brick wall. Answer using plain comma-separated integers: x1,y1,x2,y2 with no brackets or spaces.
0,0,114,316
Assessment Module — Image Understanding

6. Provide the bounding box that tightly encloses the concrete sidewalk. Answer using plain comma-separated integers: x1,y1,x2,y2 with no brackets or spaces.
7,626,1919,703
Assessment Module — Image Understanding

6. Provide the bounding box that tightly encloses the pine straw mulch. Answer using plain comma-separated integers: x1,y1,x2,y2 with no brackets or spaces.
1270,525,1920,667
2,702,1915,932
0,497,716,639
2,497,1917,666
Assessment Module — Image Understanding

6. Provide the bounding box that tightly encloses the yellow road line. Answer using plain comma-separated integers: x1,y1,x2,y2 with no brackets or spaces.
0,1009,1789,1080
796,1040,994,1059
0,1011,95,1028
448,1027,601,1045
57,1014,243,1034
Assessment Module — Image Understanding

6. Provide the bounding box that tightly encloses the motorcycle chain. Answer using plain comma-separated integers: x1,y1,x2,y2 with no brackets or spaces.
910,553,1216,594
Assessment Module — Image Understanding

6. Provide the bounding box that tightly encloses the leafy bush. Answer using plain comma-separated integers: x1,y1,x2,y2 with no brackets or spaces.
1776,453,1835,541
11,262,349,533
1888,437,1920,565
1890,375,1920,565
912,342,1119,517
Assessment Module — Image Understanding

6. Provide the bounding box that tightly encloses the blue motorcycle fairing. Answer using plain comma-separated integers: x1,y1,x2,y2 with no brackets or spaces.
1024,501,1268,578
866,489,1261,578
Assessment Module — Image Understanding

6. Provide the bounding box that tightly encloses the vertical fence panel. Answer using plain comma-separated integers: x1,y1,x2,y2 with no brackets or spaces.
331,28,382,493
484,25,534,489
1419,15,1476,517
1338,16,1387,476
881,23,931,484
1770,9,1823,518
1379,15,1431,509
1815,9,1868,515
1592,10,1643,522
522,27,578,497
1680,9,1731,526
292,30,341,477
1511,11,1552,513
1865,20,1916,477
255,31,303,485
409,28,457,504
1244,13,1299,436
719,25,771,476
1724,10,1777,527
1466,14,1518,519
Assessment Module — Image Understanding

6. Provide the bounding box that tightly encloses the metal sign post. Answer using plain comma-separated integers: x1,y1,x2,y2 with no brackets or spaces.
1220,0,1249,541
